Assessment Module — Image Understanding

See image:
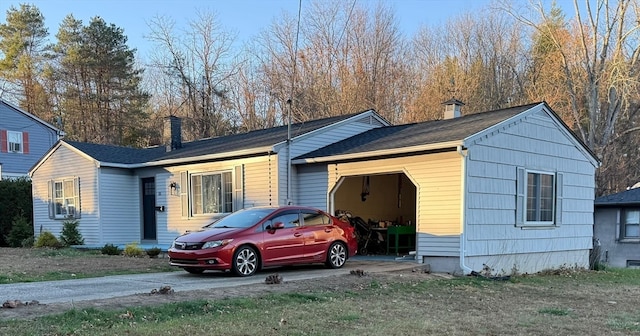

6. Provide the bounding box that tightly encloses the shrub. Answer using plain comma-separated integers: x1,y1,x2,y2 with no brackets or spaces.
146,247,162,258
59,220,84,246
0,177,32,246
123,242,144,257
5,213,33,248
34,231,63,248
101,243,121,255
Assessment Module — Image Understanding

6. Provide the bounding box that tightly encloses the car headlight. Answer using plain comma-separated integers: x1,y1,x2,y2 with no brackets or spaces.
202,239,233,249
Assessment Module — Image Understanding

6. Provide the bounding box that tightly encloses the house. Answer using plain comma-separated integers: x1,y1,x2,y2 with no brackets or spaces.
0,99,63,179
594,187,640,268
29,101,599,275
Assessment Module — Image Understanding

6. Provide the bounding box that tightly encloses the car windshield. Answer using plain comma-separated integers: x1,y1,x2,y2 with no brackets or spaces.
209,208,274,229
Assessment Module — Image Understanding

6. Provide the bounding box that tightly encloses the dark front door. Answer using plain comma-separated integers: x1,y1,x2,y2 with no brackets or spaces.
142,177,157,240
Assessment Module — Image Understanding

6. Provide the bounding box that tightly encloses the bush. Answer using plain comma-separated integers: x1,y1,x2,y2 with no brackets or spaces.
123,242,144,257
0,178,32,246
5,213,33,248
101,243,121,255
146,247,162,258
34,231,63,248
59,220,84,246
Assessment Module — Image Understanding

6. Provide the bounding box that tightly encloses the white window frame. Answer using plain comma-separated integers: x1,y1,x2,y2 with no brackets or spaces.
516,168,562,228
7,131,22,153
190,171,233,216
49,177,80,219
621,208,640,239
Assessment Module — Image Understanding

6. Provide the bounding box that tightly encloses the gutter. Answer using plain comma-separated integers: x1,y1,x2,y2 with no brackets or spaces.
457,145,473,275
291,140,463,164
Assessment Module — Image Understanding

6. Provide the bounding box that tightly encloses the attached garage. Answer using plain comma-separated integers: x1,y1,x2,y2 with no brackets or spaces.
294,102,599,276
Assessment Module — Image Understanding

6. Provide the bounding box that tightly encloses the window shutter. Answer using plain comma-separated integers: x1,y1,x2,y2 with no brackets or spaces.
0,130,7,153
515,167,525,227
555,172,563,226
74,177,81,219
47,180,54,219
22,132,29,154
234,165,244,211
180,171,189,218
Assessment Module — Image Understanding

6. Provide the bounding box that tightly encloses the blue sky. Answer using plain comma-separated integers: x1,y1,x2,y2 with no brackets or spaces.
1,0,498,57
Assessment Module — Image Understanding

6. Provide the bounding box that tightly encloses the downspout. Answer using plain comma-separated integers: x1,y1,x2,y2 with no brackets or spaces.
457,145,473,275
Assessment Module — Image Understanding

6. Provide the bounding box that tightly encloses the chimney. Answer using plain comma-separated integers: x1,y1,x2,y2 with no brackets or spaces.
163,115,182,152
442,98,464,119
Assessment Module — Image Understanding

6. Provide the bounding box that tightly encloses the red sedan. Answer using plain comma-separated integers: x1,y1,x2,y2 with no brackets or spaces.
168,206,358,276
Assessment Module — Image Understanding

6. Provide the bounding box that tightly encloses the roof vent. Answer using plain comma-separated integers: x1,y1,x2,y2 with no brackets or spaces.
442,98,464,119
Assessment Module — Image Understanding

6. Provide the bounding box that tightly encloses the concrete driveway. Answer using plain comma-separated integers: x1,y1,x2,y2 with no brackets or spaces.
0,257,419,305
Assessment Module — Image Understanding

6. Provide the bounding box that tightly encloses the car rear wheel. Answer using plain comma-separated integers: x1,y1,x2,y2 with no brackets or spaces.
232,245,258,276
326,242,347,269
184,267,205,274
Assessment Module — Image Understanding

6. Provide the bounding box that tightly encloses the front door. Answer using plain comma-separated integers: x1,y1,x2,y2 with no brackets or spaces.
142,177,157,240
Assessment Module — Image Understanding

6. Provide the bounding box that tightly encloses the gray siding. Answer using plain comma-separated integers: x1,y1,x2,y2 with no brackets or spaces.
296,164,329,209
31,145,98,242
594,207,640,268
0,102,60,177
463,110,595,274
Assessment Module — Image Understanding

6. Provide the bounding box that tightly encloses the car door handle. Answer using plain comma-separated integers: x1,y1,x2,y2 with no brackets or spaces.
324,228,332,233
294,232,302,237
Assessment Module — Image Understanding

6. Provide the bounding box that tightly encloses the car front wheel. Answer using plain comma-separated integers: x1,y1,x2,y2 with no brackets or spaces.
232,245,258,276
326,242,347,269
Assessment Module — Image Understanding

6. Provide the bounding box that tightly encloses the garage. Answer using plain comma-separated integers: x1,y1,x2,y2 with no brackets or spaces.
331,172,418,256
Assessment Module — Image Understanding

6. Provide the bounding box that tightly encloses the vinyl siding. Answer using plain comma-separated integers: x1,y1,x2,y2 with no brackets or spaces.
463,110,595,272
0,102,60,177
98,167,140,244
327,151,463,257
277,113,385,205
296,164,329,209
31,145,98,242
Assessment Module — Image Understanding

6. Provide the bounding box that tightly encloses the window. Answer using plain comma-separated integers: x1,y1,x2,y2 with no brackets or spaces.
621,209,640,239
8,131,22,153
516,168,562,227
49,177,80,219
191,171,233,215
267,212,301,229
302,210,330,226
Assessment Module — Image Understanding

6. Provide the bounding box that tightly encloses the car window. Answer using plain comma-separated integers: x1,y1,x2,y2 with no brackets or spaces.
267,212,301,229
210,208,273,228
302,211,330,226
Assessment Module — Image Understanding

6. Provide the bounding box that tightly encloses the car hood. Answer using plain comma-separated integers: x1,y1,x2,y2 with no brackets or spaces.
177,227,243,242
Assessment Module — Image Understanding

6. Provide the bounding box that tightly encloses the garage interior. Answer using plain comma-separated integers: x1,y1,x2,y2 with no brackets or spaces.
333,173,417,256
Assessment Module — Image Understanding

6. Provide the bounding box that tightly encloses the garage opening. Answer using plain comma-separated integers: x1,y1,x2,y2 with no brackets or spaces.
332,173,417,256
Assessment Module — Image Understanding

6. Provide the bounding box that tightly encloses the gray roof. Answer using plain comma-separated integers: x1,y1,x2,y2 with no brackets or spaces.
295,103,539,160
595,188,640,206
64,112,360,165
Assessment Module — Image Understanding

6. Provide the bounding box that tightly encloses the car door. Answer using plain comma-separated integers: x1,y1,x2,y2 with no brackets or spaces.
300,210,335,261
260,210,305,266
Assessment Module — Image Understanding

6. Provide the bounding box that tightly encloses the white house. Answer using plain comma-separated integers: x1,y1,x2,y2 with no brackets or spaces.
29,102,599,275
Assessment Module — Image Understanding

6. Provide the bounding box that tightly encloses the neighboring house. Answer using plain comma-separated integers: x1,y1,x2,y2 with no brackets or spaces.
29,102,599,275
594,187,640,268
0,99,63,179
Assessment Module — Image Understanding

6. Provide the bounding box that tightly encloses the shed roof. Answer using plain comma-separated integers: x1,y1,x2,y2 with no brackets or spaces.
595,188,640,206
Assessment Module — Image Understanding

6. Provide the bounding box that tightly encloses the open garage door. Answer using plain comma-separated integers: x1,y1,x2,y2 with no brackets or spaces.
331,173,417,256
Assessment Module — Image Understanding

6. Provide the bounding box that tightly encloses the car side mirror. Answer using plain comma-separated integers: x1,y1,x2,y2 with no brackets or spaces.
272,221,285,229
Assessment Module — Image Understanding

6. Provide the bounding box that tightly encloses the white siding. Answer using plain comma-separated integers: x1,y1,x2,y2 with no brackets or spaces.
31,145,99,243
152,155,275,245
463,110,595,273
98,168,140,244
327,152,463,258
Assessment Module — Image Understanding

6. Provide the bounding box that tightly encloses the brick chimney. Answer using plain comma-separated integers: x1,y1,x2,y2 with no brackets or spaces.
163,115,182,152
442,98,464,119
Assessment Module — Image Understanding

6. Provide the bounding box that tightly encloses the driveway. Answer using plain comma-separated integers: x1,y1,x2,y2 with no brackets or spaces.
0,257,419,305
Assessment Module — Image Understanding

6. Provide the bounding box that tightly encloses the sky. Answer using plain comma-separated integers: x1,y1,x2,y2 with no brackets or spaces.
0,0,498,58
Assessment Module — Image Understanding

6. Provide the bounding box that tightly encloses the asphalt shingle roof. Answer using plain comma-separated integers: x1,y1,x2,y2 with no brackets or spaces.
595,188,640,206
295,103,539,160
64,113,359,165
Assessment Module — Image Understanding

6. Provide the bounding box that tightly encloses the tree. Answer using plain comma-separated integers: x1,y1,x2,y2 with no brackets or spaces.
146,11,238,141
54,15,149,146
0,4,52,120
